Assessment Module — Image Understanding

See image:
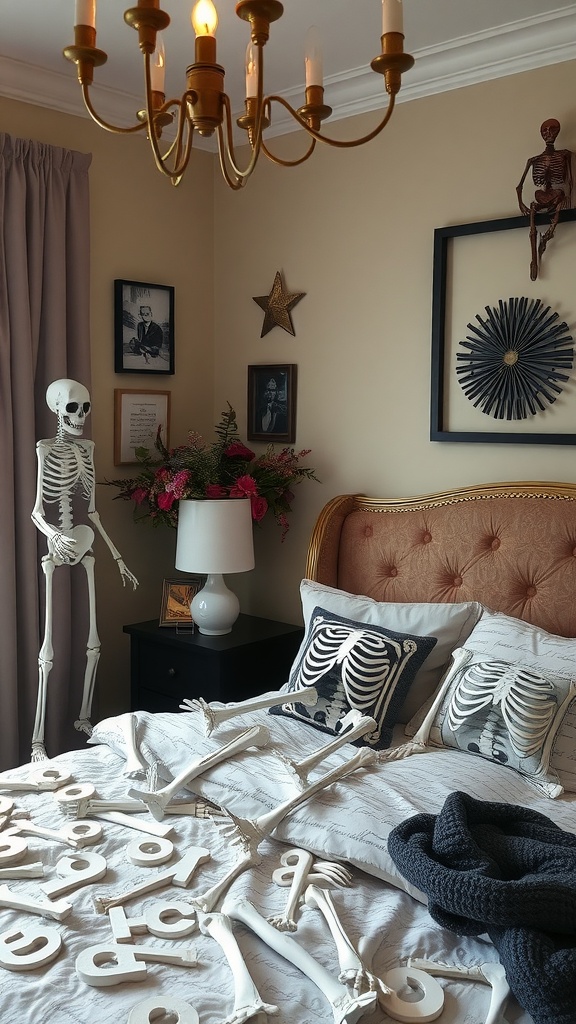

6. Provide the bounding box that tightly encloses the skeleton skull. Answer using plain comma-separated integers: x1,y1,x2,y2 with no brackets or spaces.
46,379,91,437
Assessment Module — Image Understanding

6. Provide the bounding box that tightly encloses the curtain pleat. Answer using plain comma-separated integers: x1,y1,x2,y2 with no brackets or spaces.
0,134,92,769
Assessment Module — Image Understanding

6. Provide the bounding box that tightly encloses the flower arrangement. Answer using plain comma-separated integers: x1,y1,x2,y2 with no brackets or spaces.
109,404,318,539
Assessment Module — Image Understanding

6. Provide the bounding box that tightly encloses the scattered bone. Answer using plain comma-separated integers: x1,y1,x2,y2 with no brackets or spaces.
407,958,510,1024
199,910,279,1023
179,687,318,735
0,883,72,921
279,711,377,788
222,896,377,1024
128,725,270,821
92,846,210,914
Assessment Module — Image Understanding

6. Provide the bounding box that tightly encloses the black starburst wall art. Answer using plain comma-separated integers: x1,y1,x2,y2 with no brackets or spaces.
456,297,574,420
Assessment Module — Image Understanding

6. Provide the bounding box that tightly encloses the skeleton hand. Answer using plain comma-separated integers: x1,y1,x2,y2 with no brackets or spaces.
116,559,138,589
51,531,78,563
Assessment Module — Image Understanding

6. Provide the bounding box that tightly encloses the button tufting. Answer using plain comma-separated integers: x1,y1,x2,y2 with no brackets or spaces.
422,532,432,544
453,576,462,587
526,585,537,598
389,567,398,578
572,547,576,558
363,525,373,538
490,538,501,551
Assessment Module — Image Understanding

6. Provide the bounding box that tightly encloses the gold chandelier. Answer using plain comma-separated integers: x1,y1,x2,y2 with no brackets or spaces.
64,0,414,189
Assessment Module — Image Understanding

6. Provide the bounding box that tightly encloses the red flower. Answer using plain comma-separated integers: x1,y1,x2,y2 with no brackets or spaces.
206,484,228,498
169,470,191,499
230,475,258,498
224,441,255,460
250,495,268,522
131,487,148,505
157,492,175,511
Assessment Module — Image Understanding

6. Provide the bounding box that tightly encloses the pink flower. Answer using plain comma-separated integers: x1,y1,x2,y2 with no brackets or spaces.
157,492,175,511
170,470,191,499
155,467,171,483
224,441,255,460
131,487,149,505
230,475,258,498
206,484,228,498
251,495,268,522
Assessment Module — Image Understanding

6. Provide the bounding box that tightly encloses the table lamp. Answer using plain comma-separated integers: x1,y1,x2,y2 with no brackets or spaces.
175,497,255,635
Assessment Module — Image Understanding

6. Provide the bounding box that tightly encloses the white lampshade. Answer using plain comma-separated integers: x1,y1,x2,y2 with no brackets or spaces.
175,498,255,635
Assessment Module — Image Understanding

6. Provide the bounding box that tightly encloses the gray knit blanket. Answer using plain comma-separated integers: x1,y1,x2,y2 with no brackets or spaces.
387,791,576,1024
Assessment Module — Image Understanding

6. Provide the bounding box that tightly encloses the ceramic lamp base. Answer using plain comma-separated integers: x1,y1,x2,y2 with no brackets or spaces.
191,573,240,635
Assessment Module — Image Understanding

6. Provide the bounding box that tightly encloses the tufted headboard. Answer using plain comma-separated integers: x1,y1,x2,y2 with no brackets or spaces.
305,481,576,638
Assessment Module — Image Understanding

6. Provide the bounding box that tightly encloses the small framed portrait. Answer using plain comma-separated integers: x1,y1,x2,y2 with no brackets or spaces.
114,279,175,375
247,363,297,443
159,577,204,628
114,389,171,466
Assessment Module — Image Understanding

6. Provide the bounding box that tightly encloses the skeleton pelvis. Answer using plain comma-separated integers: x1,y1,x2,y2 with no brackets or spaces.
55,525,95,565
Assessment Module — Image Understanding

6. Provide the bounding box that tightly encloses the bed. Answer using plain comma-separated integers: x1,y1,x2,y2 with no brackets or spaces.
2,480,576,1024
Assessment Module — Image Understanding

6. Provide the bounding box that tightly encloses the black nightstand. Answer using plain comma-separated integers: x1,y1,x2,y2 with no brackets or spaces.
124,614,305,713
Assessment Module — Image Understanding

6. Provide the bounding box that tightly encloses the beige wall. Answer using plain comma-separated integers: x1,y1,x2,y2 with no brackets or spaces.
2,57,576,716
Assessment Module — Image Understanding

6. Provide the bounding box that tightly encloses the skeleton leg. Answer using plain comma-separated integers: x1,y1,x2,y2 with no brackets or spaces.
75,553,101,736
537,208,561,262
529,207,539,281
31,555,57,761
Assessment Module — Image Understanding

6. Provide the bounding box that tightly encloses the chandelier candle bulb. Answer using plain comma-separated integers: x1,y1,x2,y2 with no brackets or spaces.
382,0,404,35
304,26,323,88
245,42,258,98
75,0,96,29
150,38,166,93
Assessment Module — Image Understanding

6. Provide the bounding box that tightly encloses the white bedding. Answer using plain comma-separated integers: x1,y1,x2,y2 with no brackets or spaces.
1,704,573,1024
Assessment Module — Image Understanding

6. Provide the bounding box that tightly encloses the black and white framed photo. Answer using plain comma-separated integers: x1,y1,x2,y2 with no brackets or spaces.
247,364,297,443
114,279,175,375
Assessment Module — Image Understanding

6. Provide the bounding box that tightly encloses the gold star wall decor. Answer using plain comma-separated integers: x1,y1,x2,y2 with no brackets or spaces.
253,271,306,338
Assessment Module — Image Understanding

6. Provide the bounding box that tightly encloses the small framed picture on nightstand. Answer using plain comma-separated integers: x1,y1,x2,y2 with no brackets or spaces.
159,577,204,628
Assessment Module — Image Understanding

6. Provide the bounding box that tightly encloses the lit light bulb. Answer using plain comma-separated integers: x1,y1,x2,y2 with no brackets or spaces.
191,0,218,37
245,42,258,98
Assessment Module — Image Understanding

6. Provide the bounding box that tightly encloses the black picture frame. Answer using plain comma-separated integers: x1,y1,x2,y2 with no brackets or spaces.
114,279,175,375
247,364,297,443
431,209,576,444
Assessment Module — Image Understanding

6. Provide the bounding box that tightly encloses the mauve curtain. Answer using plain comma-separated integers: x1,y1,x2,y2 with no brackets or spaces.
0,134,92,770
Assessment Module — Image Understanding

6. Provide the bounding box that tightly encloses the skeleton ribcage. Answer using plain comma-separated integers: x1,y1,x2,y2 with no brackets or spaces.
42,446,94,504
446,660,558,758
295,616,416,712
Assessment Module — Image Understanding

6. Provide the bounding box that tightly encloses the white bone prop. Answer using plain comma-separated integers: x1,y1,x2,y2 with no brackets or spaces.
0,797,14,815
406,958,510,1024
222,896,377,1024
272,858,352,890
75,941,197,987
54,782,145,814
7,818,102,849
268,849,313,931
109,901,198,942
128,724,270,821
31,379,138,761
304,884,394,1002
0,767,73,792
280,712,378,789
0,884,72,921
126,836,175,866
92,846,211,914
378,967,445,1023
179,686,318,735
0,924,63,972
0,834,28,866
40,850,108,900
0,863,45,879
192,749,375,914
120,713,150,777
128,996,199,1024
87,810,174,838
198,911,279,1024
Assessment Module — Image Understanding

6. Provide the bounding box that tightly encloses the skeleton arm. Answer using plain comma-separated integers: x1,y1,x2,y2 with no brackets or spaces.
31,441,78,563
85,442,138,589
516,157,534,215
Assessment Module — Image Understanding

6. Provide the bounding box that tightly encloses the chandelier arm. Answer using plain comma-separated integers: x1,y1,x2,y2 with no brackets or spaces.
142,55,195,185
216,126,248,191
261,136,316,167
80,85,148,135
218,92,265,183
266,91,397,148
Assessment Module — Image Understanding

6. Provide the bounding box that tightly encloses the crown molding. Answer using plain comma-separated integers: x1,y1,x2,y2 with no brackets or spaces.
1,7,575,154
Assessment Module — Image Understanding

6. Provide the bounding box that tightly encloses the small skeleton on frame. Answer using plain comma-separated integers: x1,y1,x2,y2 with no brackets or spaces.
30,379,138,762
516,118,574,281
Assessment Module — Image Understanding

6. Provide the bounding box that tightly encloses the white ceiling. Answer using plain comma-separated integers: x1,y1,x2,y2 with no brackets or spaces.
1,2,576,147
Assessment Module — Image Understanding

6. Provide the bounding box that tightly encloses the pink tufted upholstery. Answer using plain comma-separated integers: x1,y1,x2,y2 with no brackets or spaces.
305,482,576,638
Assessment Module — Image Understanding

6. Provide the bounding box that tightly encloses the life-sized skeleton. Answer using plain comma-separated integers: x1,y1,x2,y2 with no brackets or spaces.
30,379,138,762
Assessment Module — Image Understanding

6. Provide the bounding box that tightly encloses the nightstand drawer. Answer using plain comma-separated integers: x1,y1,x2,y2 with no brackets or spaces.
136,641,200,701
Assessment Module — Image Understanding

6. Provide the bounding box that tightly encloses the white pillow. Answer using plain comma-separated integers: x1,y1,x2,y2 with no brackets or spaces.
407,610,576,792
297,580,483,723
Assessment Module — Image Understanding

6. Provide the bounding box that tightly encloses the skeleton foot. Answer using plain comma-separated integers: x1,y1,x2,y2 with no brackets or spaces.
31,744,49,763
198,911,279,1023
74,718,93,737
